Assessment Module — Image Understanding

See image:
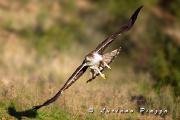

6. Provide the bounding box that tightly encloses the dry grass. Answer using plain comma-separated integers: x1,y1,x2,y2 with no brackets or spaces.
0,37,174,120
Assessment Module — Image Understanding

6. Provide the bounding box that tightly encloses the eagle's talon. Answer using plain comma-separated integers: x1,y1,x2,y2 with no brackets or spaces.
103,61,111,69
101,74,106,79
107,65,111,69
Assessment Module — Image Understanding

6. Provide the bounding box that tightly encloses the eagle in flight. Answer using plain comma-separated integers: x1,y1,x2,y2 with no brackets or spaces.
33,6,143,110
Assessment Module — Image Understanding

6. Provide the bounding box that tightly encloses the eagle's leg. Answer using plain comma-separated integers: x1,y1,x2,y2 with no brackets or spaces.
96,68,106,79
90,66,106,79
90,69,96,79
102,61,111,69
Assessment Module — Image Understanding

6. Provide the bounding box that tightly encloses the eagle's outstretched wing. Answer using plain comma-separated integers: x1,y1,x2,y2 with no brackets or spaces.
86,47,121,83
29,6,142,111
94,6,143,54
33,61,88,110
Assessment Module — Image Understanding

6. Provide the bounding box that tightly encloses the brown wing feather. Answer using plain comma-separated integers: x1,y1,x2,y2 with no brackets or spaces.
33,62,88,110
86,47,121,83
94,6,142,54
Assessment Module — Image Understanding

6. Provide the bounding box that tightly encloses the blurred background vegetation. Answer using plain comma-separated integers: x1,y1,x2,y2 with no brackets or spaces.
0,0,179,120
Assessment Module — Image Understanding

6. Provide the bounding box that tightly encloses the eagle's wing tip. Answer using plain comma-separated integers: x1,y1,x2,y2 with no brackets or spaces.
139,5,143,9
132,5,143,19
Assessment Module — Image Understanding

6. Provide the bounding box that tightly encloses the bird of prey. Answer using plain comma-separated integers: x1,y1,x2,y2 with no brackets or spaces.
32,6,143,110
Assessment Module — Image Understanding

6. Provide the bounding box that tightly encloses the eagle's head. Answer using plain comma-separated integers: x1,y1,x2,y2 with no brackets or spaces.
85,52,103,66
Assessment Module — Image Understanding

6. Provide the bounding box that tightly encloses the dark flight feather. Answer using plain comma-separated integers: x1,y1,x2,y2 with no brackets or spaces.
33,62,88,110
94,6,143,54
